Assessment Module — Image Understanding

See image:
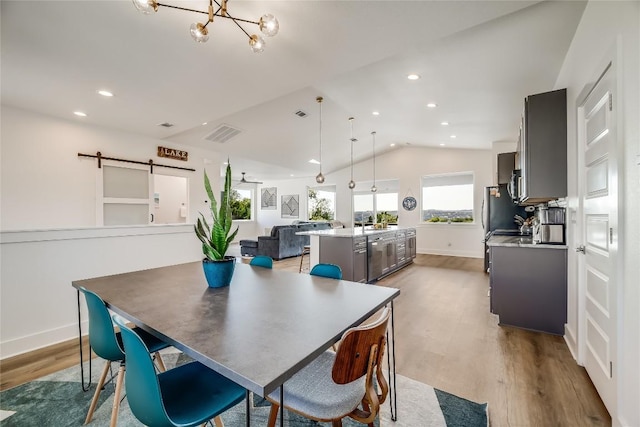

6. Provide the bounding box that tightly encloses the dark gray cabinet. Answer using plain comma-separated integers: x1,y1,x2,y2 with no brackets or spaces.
518,88,567,204
497,152,516,184
319,236,367,283
490,245,567,335
320,229,415,283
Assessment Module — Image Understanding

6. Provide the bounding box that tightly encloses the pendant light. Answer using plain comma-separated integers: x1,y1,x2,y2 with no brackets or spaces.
348,117,356,189
315,96,325,184
371,131,377,193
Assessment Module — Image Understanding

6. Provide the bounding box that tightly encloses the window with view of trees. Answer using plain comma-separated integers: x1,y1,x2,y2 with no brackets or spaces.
229,188,252,220
308,186,335,220
353,180,398,225
421,172,474,223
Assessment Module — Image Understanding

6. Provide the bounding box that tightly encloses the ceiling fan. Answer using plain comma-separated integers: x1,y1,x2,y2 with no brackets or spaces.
238,172,263,184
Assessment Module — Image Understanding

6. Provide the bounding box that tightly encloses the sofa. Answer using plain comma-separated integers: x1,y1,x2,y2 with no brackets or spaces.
240,222,334,260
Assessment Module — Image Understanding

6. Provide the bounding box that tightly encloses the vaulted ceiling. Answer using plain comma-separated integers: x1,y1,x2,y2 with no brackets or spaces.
1,1,586,181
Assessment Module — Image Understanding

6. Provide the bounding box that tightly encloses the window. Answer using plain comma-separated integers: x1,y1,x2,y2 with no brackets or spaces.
421,172,474,223
230,188,252,220
353,180,398,225
308,186,335,220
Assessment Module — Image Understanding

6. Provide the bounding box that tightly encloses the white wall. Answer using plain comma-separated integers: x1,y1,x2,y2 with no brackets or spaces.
0,106,221,230
555,2,639,426
255,146,493,258
0,106,231,358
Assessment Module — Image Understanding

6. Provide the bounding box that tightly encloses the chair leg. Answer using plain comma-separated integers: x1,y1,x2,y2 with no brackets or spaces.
109,364,125,427
361,400,375,427
85,361,111,424
299,253,304,273
267,403,279,427
154,351,166,372
213,416,224,427
331,420,343,427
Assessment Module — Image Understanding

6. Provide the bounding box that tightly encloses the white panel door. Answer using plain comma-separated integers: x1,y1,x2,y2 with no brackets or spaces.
578,62,617,415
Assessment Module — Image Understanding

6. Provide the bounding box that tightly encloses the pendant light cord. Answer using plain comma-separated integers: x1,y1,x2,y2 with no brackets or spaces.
317,97,323,174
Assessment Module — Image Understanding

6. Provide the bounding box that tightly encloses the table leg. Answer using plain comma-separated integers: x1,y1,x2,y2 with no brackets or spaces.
77,290,91,392
386,300,398,421
245,390,251,427
279,385,284,427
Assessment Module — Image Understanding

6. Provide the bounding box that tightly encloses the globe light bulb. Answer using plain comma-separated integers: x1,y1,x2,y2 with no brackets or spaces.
348,180,356,189
259,14,279,37
371,185,377,193
316,173,325,184
190,23,209,43
132,0,157,14
249,35,265,53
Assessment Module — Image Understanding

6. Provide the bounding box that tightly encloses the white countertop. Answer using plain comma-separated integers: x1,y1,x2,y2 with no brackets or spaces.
487,235,568,249
297,226,413,238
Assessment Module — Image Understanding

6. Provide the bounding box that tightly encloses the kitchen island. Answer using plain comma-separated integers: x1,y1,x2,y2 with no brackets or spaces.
487,234,567,335
298,227,416,283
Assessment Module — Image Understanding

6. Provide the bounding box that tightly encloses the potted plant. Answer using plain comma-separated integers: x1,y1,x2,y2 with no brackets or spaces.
194,162,239,287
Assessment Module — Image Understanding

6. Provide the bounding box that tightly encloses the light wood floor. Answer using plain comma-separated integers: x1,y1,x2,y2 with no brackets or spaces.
0,254,610,426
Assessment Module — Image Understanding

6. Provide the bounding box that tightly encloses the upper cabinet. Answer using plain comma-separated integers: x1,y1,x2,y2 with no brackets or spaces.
517,89,567,205
497,152,516,184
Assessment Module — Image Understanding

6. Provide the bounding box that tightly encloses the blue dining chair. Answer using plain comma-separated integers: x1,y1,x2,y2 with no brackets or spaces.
310,263,343,280
112,315,246,427
249,255,273,269
79,287,170,427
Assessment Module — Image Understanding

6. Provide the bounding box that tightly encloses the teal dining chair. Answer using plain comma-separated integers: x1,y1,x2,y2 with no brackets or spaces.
310,263,343,280
112,315,246,427
249,255,273,269
79,287,169,427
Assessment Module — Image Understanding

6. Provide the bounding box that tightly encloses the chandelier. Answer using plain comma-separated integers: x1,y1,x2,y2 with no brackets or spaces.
132,0,279,53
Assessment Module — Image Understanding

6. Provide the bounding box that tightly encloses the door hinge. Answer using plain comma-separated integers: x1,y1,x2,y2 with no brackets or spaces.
608,93,613,111
610,228,613,244
610,361,613,378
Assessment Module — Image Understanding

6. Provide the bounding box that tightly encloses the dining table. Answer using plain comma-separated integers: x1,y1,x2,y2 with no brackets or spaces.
72,261,400,426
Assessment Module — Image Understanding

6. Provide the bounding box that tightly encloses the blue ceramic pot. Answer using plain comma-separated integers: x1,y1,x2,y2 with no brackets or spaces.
202,257,236,288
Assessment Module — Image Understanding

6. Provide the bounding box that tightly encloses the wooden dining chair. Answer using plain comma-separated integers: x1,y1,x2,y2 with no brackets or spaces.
79,287,169,427
309,263,343,280
266,308,390,427
249,255,273,268
112,315,246,427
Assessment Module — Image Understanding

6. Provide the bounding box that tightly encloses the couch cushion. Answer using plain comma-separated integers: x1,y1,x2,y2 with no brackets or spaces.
239,240,258,248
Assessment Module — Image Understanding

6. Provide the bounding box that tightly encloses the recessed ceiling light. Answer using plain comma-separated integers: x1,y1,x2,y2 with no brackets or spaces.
426,103,437,108
390,143,396,147
202,122,208,126
407,74,420,80
290,174,294,177
450,135,457,139
372,111,380,116
74,111,87,117
97,90,114,97
441,121,449,126
439,143,445,146
309,159,320,165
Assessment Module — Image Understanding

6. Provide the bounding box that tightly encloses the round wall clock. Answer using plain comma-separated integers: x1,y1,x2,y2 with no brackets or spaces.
402,196,417,211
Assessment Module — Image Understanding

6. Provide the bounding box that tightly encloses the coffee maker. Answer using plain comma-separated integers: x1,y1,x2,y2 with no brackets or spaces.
532,206,565,244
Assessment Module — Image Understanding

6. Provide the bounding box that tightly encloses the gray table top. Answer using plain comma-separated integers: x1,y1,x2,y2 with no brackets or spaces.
73,261,399,396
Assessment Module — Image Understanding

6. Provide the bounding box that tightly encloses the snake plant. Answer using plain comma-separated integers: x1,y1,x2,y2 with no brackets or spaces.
194,162,239,261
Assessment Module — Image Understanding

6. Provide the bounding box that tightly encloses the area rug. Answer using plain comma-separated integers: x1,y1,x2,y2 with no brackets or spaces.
0,351,488,426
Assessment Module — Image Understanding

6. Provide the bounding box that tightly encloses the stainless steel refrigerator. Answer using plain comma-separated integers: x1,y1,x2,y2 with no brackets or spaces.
482,184,527,272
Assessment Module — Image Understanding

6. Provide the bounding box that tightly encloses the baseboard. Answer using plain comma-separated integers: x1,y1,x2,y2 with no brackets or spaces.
0,320,88,360
564,324,578,362
418,248,483,258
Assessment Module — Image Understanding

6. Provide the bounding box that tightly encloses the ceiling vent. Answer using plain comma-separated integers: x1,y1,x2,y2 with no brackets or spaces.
294,110,308,118
205,124,242,143
158,122,174,128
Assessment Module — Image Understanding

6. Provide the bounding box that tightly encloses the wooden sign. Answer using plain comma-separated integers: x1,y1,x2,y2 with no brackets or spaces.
157,146,188,161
